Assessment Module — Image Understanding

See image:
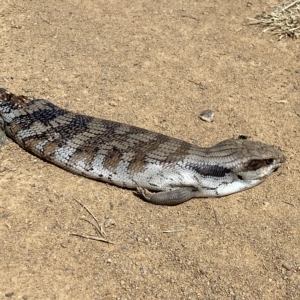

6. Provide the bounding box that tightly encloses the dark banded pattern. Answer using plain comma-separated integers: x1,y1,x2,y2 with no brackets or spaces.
0,88,284,205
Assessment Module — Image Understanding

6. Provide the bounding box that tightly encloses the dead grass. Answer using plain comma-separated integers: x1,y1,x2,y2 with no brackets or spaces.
247,0,300,39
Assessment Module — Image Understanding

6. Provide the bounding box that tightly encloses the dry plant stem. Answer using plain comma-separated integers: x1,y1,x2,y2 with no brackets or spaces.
79,217,106,236
72,197,106,236
247,0,300,39
71,197,114,243
283,0,300,11
162,228,186,233
71,233,114,244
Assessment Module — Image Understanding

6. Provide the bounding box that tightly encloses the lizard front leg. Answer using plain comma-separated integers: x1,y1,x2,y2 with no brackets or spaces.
137,187,200,205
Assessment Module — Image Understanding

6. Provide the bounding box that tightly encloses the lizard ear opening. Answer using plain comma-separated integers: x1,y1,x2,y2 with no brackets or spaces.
265,158,274,165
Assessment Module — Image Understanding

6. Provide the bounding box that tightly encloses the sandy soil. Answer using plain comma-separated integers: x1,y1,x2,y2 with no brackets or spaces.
0,0,299,299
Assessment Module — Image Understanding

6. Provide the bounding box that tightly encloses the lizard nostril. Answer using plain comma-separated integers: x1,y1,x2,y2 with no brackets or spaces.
265,159,274,165
237,175,243,180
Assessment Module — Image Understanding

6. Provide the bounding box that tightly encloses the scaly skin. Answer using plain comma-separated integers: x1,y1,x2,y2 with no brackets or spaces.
0,88,284,205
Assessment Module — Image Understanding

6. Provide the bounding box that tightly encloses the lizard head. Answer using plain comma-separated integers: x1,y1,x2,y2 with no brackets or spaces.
231,139,285,182
215,138,285,198
205,138,285,197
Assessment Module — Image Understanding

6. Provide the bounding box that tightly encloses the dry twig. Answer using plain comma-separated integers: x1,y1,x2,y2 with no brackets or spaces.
71,197,114,244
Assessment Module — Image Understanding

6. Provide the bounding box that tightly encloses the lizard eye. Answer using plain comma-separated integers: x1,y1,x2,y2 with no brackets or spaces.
247,159,264,171
247,158,274,171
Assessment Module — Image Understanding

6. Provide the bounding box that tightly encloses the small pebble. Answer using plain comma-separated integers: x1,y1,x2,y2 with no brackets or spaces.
199,109,214,122
60,242,68,248
282,262,292,271
5,292,14,297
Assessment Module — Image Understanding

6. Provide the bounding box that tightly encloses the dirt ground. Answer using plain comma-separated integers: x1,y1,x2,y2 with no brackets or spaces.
0,0,299,299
